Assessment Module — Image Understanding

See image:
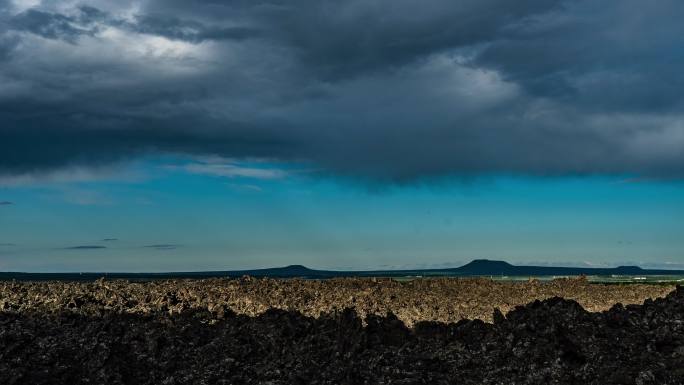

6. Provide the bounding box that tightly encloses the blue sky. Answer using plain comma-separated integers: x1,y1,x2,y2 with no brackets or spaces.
1,157,682,272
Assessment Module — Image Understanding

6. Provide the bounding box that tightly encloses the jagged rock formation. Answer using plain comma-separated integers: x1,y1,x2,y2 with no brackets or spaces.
0,278,684,385
0,280,682,384
0,277,674,325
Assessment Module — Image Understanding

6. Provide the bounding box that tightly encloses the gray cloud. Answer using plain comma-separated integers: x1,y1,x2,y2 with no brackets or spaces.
0,33,19,61
242,0,566,80
6,5,261,44
64,245,107,250
9,9,96,43
143,244,181,250
0,201,13,205
102,238,118,242
125,13,261,43
1,0,683,181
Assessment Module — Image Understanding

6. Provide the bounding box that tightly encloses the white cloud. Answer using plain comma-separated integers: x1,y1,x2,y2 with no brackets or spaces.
10,0,41,13
182,163,288,179
97,26,212,64
0,164,146,187
165,158,293,180
226,183,263,193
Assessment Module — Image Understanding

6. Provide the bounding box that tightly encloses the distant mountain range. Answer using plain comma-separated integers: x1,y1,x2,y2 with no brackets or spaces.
1,259,684,281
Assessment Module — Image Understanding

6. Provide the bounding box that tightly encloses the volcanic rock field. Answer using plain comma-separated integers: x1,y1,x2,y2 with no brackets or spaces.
1,277,683,384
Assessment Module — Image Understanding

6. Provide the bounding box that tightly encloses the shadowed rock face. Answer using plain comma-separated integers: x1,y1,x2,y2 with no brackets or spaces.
0,286,683,384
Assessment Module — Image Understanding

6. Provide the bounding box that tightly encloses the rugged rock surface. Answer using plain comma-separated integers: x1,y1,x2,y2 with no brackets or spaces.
1,279,682,384
0,277,674,325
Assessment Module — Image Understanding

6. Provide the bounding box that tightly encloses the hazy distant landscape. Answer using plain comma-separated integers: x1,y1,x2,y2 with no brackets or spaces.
2,259,684,283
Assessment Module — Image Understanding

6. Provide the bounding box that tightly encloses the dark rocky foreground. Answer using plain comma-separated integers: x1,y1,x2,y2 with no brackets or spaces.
1,280,683,384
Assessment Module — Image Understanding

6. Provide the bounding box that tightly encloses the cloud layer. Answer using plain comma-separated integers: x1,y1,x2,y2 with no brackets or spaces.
143,244,181,250
1,0,683,180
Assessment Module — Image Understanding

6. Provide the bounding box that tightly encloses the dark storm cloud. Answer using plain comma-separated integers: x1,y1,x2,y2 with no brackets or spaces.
473,0,684,113
0,102,296,175
1,0,683,181
0,34,19,61
235,0,567,80
9,9,96,43
6,5,260,44
126,14,261,43
64,245,107,250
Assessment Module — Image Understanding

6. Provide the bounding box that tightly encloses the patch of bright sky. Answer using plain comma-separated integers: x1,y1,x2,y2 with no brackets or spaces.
1,156,683,272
